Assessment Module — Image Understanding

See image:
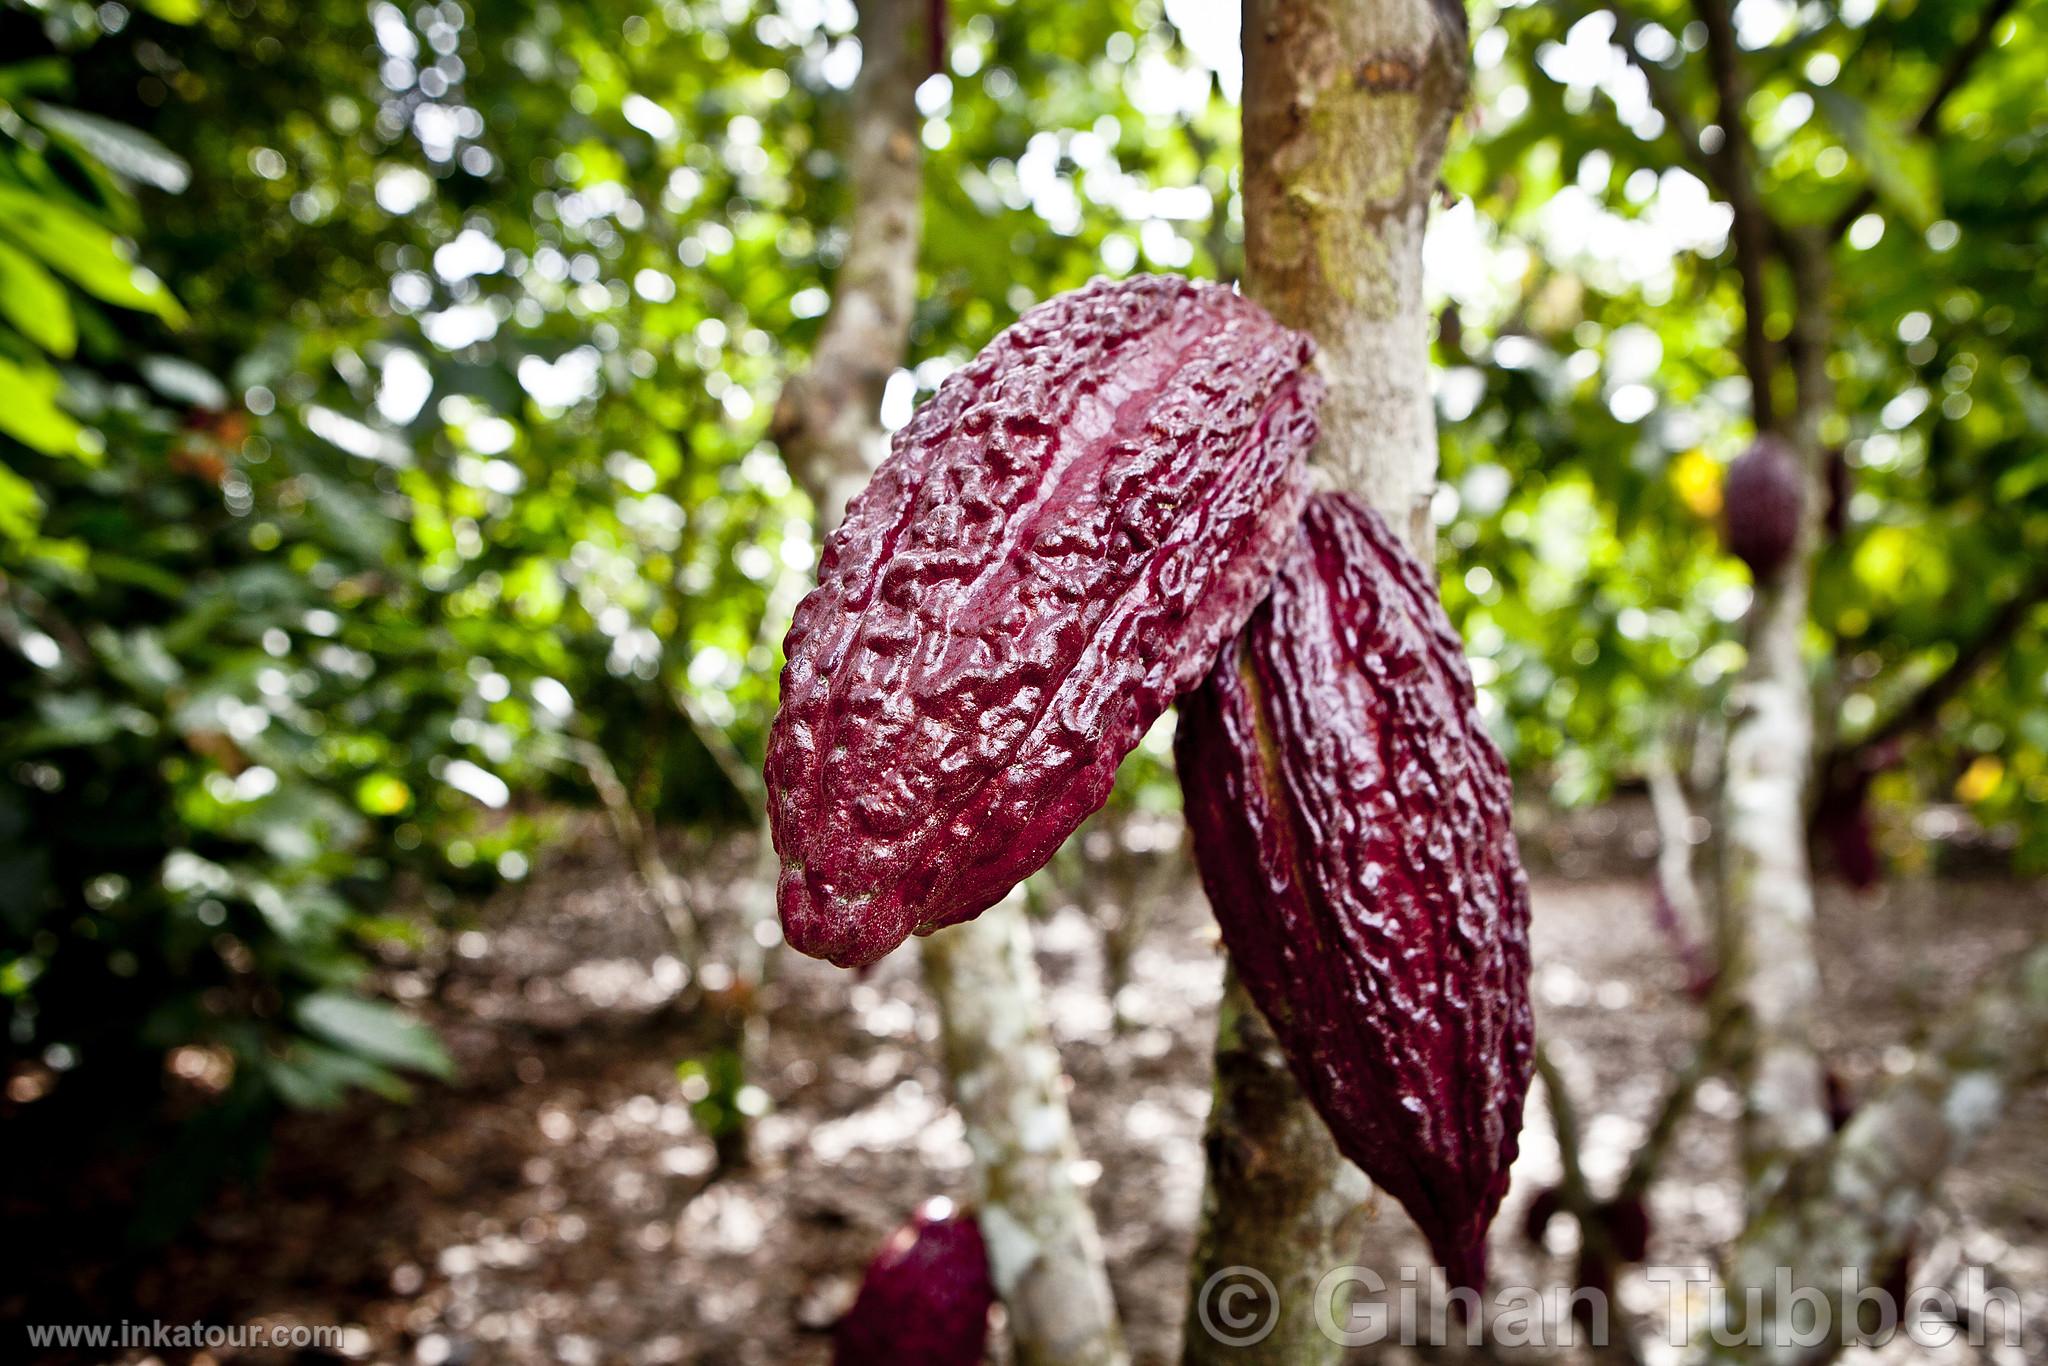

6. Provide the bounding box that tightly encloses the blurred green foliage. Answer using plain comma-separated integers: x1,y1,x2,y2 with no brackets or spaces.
1440,0,2048,869
0,0,2043,1208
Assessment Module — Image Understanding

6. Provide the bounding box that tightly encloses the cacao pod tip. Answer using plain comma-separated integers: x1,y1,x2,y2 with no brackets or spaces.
776,866,913,970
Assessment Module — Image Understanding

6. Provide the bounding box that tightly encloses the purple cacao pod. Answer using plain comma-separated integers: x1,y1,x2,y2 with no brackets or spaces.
768,275,1322,967
1721,436,1806,578
834,1198,994,1366
1176,491,1534,1291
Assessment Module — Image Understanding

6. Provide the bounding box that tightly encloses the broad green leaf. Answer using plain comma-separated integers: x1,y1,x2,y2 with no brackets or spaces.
0,461,43,542
0,185,188,326
0,356,87,457
0,239,75,357
264,1042,412,1109
0,58,70,101
294,992,453,1079
25,102,193,194
136,0,204,21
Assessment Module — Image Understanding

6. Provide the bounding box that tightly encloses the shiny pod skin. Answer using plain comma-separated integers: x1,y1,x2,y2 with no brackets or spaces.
768,275,1322,967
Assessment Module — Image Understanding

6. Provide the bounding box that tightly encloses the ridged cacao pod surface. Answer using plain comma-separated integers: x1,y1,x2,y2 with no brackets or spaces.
1722,436,1805,577
1176,491,1534,1290
833,1198,994,1366
768,275,1323,966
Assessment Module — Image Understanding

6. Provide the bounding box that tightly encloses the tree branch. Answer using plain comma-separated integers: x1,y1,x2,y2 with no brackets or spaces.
1819,565,2048,789
1693,0,1783,432
1708,940,2048,1365
1825,0,2020,244
1645,739,1714,997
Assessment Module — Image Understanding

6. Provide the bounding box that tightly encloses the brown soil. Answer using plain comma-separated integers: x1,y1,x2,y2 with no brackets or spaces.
9,810,2046,1364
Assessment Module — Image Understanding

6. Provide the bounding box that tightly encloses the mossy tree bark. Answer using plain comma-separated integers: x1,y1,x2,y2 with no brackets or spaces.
1183,2,1469,1361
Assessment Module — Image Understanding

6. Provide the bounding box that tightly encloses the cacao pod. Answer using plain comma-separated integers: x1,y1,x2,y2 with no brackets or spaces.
1721,435,1805,578
1176,491,1534,1291
834,1198,994,1366
768,275,1322,967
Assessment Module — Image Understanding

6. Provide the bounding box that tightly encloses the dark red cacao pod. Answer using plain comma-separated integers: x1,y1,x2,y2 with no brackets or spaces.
834,1198,995,1366
1721,436,1806,578
1176,491,1534,1291
768,275,1322,967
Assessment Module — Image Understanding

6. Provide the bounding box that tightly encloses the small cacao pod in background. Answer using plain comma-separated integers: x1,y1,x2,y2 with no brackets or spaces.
768,275,1323,967
834,1198,995,1366
1721,435,1806,578
1177,492,1534,1291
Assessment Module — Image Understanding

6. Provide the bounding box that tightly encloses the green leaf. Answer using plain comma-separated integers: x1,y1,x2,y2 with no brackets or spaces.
136,0,204,21
0,238,75,356
0,355,88,457
24,102,192,194
1812,86,1939,229
294,992,452,1079
264,1042,412,1109
0,185,188,326
0,461,43,542
0,58,70,102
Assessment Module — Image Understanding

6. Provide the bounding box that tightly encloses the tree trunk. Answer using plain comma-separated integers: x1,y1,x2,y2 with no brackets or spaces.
769,3,1125,1359
920,898,1128,1366
1184,2,1468,1359
768,0,924,531
1711,221,1835,1217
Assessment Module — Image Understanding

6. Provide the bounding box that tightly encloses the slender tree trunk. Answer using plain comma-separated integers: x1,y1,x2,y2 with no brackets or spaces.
1183,3,1468,1360
920,897,1128,1366
1712,223,1835,1220
1713,562,1831,1200
770,3,1125,1359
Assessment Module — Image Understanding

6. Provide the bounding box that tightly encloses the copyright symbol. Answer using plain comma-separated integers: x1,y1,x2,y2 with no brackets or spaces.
1196,1265,1279,1347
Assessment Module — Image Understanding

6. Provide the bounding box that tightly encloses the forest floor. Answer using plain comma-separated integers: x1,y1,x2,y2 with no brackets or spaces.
12,805,2048,1365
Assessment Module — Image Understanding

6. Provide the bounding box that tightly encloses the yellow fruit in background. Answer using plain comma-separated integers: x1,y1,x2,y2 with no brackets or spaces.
1671,448,1723,519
